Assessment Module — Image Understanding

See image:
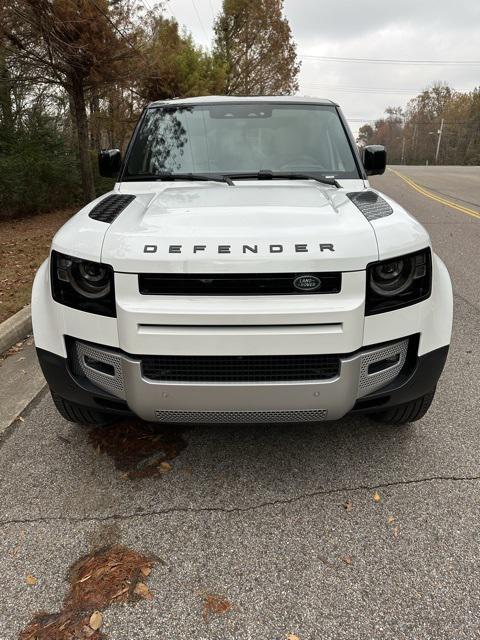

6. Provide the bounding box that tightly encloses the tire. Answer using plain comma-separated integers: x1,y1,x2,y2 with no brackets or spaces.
50,390,114,426
369,388,436,425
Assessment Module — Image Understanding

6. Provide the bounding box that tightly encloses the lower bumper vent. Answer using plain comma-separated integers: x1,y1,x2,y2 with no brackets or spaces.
154,410,329,423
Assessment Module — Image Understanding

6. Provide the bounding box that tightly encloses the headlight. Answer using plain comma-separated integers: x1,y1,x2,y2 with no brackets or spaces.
51,251,116,317
366,248,431,315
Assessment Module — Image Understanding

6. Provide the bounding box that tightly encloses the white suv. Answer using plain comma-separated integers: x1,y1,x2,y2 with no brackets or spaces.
32,96,452,426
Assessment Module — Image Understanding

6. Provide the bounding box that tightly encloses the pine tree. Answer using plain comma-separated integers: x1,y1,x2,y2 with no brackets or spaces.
213,0,300,96
1,0,139,202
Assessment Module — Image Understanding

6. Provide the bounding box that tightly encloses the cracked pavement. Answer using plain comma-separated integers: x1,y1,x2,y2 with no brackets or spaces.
1,167,480,639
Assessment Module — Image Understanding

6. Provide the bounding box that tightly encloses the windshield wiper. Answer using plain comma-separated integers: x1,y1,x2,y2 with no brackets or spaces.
124,172,234,186
226,170,340,187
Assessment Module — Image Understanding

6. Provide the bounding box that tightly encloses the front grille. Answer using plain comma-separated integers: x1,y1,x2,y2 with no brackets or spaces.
141,354,340,383
138,272,342,296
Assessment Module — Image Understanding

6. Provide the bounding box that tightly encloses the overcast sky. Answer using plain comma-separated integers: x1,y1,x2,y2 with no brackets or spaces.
165,0,480,135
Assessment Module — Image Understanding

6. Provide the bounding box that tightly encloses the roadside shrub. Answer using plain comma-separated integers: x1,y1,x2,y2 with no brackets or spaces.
0,111,82,219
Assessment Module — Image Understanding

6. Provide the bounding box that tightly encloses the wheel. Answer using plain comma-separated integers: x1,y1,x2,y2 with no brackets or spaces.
369,388,436,425
50,390,114,426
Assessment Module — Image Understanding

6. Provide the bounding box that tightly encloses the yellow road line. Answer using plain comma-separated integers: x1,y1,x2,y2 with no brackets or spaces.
389,168,480,221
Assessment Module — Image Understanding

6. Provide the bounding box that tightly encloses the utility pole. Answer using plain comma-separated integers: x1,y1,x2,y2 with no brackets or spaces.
435,118,444,164
401,136,406,164
412,122,418,159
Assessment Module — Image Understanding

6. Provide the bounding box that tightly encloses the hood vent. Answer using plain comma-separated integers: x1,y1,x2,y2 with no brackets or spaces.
89,194,136,223
347,191,393,221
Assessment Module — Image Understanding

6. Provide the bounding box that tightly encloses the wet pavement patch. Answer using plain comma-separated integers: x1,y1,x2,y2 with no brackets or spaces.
19,545,157,640
88,420,187,479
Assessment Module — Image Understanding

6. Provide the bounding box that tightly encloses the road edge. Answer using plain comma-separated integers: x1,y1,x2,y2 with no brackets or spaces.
0,305,32,355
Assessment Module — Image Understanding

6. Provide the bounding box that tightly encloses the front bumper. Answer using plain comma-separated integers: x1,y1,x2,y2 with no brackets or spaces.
38,339,449,423
36,336,434,423
33,252,452,423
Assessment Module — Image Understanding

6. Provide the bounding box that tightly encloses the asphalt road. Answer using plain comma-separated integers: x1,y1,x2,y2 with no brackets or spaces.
1,166,479,639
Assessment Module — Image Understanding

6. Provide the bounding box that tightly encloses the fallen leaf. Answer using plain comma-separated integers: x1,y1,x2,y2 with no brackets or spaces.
140,565,152,577
373,491,381,503
16,416,25,423
202,594,232,621
76,574,92,583
111,587,129,600
25,574,37,585
387,515,395,525
341,555,353,565
159,461,172,473
134,582,153,601
89,611,103,631
287,635,300,640
343,499,353,512
392,526,400,539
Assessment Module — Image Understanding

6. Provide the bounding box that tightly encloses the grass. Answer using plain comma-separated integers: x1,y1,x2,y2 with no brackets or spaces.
0,209,74,324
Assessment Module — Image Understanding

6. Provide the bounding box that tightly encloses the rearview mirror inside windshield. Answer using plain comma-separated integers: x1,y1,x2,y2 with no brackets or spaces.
208,104,273,119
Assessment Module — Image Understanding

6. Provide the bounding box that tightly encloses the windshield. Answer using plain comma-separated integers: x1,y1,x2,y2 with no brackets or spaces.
125,103,360,179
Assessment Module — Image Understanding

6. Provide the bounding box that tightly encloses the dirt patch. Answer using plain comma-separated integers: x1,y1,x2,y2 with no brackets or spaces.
20,610,105,640
20,545,157,640
65,545,156,610
0,209,74,324
89,420,187,479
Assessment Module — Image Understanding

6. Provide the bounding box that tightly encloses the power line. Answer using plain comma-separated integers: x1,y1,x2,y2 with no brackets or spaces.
300,54,480,66
163,0,176,19
138,0,153,11
208,0,216,22
190,0,209,41
89,0,144,57
88,0,189,83
303,84,419,95
346,118,474,125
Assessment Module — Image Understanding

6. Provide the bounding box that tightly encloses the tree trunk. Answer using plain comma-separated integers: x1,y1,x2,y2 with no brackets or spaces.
90,93,101,149
69,74,96,203
0,49,14,134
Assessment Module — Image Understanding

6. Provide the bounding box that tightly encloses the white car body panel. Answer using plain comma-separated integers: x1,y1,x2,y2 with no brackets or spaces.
363,254,452,355
32,95,453,423
102,182,378,273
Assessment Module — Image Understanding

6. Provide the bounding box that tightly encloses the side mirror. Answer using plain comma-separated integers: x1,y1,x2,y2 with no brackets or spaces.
362,145,386,176
98,149,122,178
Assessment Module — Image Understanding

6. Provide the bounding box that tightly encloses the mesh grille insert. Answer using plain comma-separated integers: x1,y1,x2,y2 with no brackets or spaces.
141,354,340,383
89,194,135,223
154,410,329,423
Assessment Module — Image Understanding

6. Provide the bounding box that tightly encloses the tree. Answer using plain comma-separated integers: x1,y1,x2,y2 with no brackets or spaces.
213,0,300,96
1,0,140,202
357,124,374,147
356,109,405,163
355,83,480,165
138,15,225,102
0,94,81,217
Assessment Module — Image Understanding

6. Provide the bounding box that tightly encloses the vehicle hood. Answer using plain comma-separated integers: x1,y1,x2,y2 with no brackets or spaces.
100,182,380,273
